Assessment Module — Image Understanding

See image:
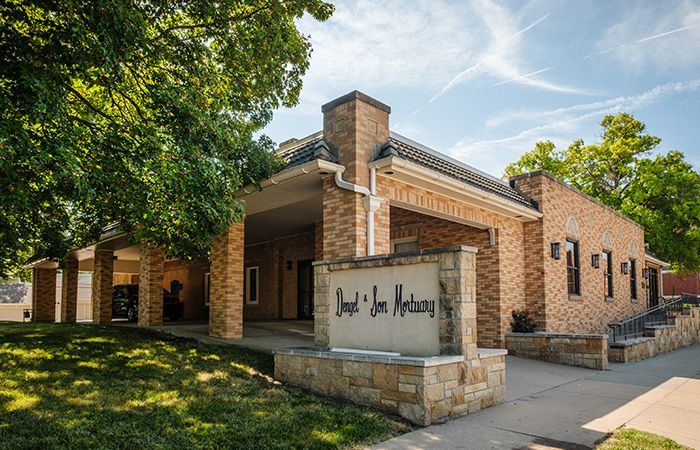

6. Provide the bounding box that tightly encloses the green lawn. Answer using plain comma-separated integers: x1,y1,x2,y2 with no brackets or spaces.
597,428,690,450
0,322,408,449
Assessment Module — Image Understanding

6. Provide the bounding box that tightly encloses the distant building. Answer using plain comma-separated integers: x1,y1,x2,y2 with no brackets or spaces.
663,271,700,297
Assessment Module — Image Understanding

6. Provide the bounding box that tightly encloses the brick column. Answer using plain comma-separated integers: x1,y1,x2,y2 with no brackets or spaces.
32,267,56,322
209,222,244,340
138,245,165,327
322,178,367,259
321,91,391,259
59,257,79,323
91,249,114,324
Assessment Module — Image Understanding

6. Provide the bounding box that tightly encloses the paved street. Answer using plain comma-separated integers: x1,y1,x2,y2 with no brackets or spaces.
375,343,700,449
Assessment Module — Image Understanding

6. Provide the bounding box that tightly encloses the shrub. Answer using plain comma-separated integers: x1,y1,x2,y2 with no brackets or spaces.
511,309,536,332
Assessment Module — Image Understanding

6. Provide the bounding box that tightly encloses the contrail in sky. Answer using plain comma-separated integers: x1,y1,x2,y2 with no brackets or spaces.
635,23,697,43
492,66,554,86
585,23,698,59
429,12,550,103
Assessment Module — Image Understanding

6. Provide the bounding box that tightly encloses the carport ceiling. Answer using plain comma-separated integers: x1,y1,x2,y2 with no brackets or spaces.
245,195,322,245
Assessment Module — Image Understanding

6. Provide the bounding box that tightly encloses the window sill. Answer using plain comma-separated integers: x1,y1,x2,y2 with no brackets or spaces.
568,294,583,301
605,296,615,302
631,298,638,304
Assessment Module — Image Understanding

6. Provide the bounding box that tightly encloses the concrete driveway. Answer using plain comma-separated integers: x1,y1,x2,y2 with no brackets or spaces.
375,343,700,449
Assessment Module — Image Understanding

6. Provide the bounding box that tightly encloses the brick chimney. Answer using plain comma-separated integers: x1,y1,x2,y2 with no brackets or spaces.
321,90,391,187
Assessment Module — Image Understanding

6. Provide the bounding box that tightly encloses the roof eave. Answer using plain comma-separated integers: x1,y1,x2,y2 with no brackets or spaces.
235,159,344,198
645,253,670,268
370,155,543,221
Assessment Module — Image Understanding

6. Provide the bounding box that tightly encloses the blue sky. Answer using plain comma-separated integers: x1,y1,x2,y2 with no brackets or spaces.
262,0,700,176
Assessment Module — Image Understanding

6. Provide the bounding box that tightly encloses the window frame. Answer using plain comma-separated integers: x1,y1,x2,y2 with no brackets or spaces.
391,236,419,254
245,266,259,305
203,272,211,306
603,250,614,298
566,239,581,296
629,259,637,300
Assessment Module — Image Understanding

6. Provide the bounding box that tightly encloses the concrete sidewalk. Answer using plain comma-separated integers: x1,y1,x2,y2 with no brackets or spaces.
375,343,700,449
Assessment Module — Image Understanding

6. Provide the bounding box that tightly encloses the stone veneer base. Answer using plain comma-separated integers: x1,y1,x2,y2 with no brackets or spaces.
609,308,700,363
274,347,506,426
505,331,608,370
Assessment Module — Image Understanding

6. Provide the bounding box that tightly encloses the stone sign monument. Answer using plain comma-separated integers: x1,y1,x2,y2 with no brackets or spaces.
274,246,507,425
329,262,439,355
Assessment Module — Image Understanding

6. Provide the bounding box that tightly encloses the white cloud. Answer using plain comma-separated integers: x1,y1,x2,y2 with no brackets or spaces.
450,79,700,174
289,0,482,111
589,1,700,71
486,79,700,128
430,1,592,100
288,0,593,114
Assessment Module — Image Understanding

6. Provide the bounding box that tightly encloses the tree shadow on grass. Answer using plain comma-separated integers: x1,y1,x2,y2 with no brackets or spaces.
0,323,407,450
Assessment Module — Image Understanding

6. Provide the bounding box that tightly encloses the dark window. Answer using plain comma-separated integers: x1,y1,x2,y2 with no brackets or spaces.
245,266,259,304
566,239,580,295
630,259,637,300
603,251,613,298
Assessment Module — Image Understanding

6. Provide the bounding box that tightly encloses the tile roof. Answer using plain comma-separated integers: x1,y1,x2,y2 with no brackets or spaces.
276,132,336,169
382,133,536,209
276,131,536,210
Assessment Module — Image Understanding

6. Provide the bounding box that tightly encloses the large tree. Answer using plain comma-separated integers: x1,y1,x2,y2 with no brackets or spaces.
504,113,700,273
0,0,333,277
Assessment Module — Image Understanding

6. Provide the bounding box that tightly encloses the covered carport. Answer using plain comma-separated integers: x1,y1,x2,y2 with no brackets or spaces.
27,225,207,327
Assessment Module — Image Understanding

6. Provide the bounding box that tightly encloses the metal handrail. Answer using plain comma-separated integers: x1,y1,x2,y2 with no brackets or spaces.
608,296,685,343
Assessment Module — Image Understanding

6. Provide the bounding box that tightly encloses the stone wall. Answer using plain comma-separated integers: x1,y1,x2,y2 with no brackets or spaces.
275,246,509,426
609,307,700,363
506,332,608,370
275,348,506,426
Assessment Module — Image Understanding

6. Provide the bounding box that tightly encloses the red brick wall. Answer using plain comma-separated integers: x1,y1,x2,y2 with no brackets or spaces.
60,258,78,323
32,267,56,322
163,260,209,320
244,232,316,320
209,223,244,339
389,206,522,348
663,272,699,296
322,178,367,259
512,172,648,334
138,245,165,327
92,249,114,325
321,93,391,259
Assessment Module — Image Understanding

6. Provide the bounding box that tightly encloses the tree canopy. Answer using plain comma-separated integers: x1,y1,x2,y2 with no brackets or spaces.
0,0,333,277
504,113,700,273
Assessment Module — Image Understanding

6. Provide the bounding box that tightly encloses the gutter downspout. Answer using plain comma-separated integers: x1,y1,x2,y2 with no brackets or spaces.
330,166,381,256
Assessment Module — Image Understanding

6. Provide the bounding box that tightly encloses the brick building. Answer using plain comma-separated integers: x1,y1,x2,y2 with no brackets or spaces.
28,91,666,349
663,271,700,297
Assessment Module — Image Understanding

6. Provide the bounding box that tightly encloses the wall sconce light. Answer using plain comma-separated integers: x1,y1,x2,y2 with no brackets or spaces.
621,261,629,274
591,254,600,268
550,242,561,260
642,268,650,278
286,260,293,270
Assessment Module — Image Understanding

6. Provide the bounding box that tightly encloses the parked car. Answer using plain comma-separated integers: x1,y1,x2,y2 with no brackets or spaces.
112,284,184,322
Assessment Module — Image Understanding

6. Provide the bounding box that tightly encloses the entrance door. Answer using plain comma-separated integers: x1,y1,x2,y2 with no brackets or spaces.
648,268,659,308
297,260,314,319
